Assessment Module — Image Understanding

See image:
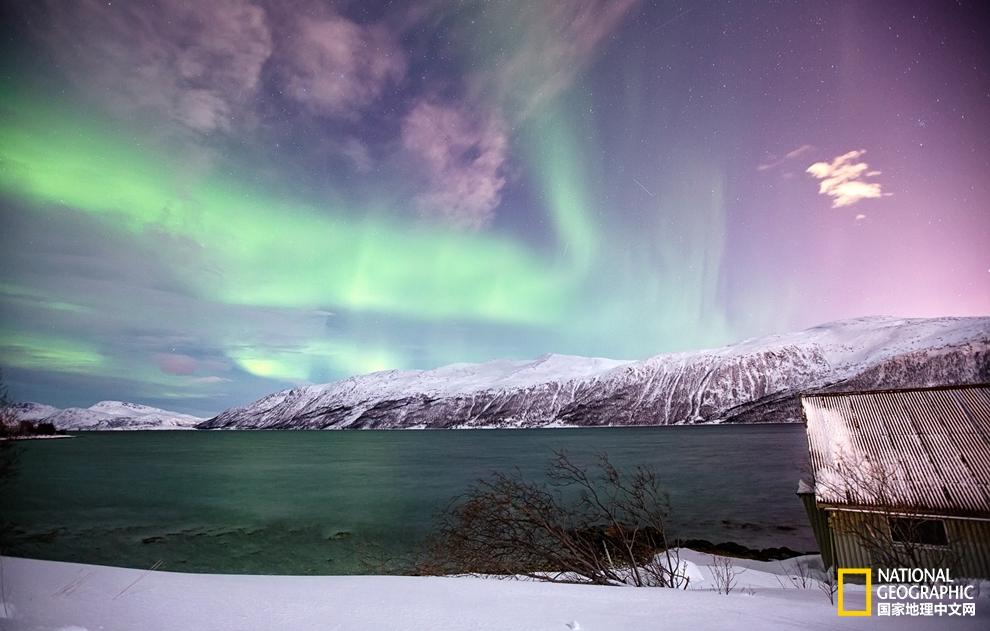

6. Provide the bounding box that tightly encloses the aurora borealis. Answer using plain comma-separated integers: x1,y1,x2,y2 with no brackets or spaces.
1,1,988,415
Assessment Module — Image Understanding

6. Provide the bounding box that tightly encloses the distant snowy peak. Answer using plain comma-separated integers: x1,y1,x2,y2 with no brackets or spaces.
87,400,168,415
7,401,60,422
11,400,203,431
201,315,990,430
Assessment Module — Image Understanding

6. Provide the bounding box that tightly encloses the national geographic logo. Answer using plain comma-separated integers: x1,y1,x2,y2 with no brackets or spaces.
837,568,977,618
837,568,871,617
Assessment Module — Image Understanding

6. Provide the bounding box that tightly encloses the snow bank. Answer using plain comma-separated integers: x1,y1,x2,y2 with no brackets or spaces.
3,554,987,631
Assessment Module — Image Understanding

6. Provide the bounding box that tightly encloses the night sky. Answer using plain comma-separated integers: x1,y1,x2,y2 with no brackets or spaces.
1,1,988,415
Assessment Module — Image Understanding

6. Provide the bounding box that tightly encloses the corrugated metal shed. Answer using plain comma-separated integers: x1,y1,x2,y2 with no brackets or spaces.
802,385,990,518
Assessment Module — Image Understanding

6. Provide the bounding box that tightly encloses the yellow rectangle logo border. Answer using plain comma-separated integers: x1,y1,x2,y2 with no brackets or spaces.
838,568,872,617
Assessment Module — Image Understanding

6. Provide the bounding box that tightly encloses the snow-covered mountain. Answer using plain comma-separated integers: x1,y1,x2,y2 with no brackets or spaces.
11,400,203,430
8,401,60,422
200,316,990,430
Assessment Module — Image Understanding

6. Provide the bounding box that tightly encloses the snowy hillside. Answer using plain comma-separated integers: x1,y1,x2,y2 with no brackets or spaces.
12,400,203,431
7,401,59,422
201,316,990,430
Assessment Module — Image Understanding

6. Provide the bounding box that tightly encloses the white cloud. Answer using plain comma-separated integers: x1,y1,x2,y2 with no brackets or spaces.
806,149,891,208
276,13,405,119
401,100,508,230
37,2,405,131
40,0,272,135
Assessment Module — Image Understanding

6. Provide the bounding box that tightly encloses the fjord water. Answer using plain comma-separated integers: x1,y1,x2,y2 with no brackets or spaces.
1,425,813,574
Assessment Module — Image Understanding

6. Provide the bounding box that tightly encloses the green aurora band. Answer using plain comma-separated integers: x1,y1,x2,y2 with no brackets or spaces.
0,330,105,375
0,88,617,383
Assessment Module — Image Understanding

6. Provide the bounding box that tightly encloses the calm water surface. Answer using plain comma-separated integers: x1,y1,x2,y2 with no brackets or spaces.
1,425,814,574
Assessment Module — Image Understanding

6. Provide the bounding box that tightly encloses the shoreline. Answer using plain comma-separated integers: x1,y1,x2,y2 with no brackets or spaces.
0,434,73,441
192,421,805,431
0,537,819,576
8,422,804,434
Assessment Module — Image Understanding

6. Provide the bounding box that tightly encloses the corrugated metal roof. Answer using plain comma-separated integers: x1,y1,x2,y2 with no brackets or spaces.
802,385,990,517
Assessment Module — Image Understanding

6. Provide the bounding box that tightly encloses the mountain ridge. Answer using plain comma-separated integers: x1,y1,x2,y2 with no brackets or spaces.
199,315,990,430
10,400,203,431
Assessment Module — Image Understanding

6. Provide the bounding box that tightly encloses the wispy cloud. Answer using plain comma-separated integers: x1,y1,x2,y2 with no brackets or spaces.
275,12,406,119
39,0,272,135
338,138,374,173
474,0,639,120
399,0,639,225
806,149,890,208
190,376,232,385
757,144,814,171
35,1,406,131
401,99,508,230
155,353,198,376
30,0,632,227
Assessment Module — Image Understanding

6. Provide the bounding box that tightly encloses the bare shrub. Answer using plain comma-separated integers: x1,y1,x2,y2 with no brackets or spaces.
792,559,813,589
1,371,22,562
643,545,692,590
773,558,816,590
420,450,684,587
0,372,20,487
709,554,741,594
818,566,837,604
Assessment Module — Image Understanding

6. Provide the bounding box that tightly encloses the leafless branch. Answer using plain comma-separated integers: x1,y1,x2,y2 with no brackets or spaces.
419,450,684,587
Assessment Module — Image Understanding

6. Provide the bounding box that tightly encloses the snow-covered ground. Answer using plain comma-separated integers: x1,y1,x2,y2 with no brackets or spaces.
3,552,986,630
